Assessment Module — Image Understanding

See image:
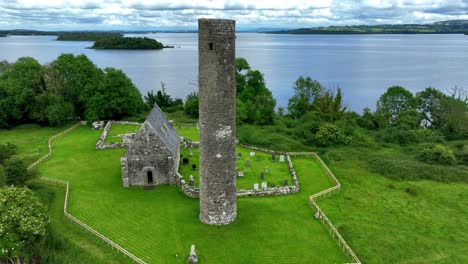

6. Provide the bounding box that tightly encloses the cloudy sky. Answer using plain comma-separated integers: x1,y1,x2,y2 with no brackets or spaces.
1,0,467,30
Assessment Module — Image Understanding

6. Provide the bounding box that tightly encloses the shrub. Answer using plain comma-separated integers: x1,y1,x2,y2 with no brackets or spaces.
417,144,457,165
315,123,350,147
404,186,417,196
375,127,419,146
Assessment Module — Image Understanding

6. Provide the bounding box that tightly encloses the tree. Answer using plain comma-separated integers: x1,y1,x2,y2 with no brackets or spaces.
184,92,199,118
313,88,347,122
376,86,418,127
416,87,445,128
235,58,250,95
0,142,17,165
4,158,34,186
237,69,276,125
437,96,468,139
85,68,143,121
287,76,324,119
0,187,49,264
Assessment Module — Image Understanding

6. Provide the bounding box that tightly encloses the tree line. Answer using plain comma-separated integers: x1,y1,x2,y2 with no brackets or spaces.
0,54,146,128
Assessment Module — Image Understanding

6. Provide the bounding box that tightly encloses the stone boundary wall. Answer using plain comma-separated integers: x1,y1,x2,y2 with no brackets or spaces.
96,121,142,150
177,143,300,197
28,123,146,264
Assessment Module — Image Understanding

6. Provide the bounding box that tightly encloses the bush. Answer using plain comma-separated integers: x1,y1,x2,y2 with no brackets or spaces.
315,123,350,147
417,144,457,165
404,186,417,196
375,127,419,146
0,142,17,164
4,158,35,186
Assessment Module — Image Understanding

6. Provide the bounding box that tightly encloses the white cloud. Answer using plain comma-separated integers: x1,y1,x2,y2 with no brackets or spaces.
0,0,467,29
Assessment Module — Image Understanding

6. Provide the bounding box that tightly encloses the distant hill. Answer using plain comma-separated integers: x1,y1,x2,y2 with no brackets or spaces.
57,32,123,41
269,20,468,34
0,29,58,36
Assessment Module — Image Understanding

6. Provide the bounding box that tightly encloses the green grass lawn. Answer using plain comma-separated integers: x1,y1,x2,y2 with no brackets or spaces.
317,147,468,263
37,126,347,263
0,123,73,164
175,124,199,141
179,146,292,189
105,123,141,143
0,123,130,264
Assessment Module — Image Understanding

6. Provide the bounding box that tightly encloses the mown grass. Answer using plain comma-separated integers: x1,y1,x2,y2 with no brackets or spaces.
174,124,199,141
0,123,73,164
179,146,292,189
37,126,347,263
318,147,468,263
0,123,130,264
105,123,141,143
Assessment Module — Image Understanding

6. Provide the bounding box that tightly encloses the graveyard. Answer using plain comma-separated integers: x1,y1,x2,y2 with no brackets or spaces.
179,146,293,190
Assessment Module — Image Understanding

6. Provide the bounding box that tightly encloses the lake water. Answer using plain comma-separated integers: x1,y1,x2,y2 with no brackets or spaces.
1,33,467,112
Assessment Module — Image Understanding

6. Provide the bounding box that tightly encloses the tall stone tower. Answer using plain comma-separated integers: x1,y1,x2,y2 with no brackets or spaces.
198,18,237,225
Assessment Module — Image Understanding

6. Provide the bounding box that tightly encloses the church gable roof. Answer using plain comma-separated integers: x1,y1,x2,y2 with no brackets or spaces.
144,104,180,155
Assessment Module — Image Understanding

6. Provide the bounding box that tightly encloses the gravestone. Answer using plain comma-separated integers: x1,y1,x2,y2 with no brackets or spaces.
183,158,189,166
253,183,259,191
279,155,285,162
256,156,261,161
250,152,255,157
283,179,289,186
187,245,198,264
237,171,245,177
189,147,194,156
192,164,197,171
265,167,269,174
261,181,267,190
271,154,276,162
238,152,242,159
189,175,195,187
260,172,264,180
245,160,251,167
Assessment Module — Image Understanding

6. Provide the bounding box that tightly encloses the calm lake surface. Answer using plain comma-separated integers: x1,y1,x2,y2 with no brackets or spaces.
1,33,467,111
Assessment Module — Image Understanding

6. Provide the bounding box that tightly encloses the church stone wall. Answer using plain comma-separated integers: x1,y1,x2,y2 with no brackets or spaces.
121,122,179,187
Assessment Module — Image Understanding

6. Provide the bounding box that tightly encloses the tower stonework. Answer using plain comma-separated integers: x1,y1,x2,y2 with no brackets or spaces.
198,18,237,225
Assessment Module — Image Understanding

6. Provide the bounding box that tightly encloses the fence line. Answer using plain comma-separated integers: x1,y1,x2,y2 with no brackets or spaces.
29,122,359,264
28,122,147,264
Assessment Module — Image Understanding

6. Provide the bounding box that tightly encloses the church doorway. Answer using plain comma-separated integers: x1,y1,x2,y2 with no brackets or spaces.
147,171,153,185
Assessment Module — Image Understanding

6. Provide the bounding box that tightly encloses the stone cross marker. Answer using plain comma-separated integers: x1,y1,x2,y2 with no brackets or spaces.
189,147,194,156
279,155,285,162
261,181,267,190
271,154,276,162
254,183,259,191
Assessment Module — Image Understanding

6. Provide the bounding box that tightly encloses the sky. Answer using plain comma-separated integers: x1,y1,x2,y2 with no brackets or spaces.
1,0,468,30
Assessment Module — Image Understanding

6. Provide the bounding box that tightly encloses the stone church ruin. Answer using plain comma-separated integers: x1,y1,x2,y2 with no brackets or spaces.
121,104,181,187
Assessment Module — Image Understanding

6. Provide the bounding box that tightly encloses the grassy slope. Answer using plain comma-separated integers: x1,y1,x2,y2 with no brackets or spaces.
179,146,292,189
37,126,347,263
0,124,130,264
0,123,71,164
318,147,468,263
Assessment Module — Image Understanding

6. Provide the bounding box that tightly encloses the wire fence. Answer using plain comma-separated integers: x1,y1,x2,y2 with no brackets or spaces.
28,122,147,264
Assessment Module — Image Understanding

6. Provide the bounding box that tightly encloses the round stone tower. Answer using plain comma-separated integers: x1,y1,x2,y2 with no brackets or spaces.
198,18,237,225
